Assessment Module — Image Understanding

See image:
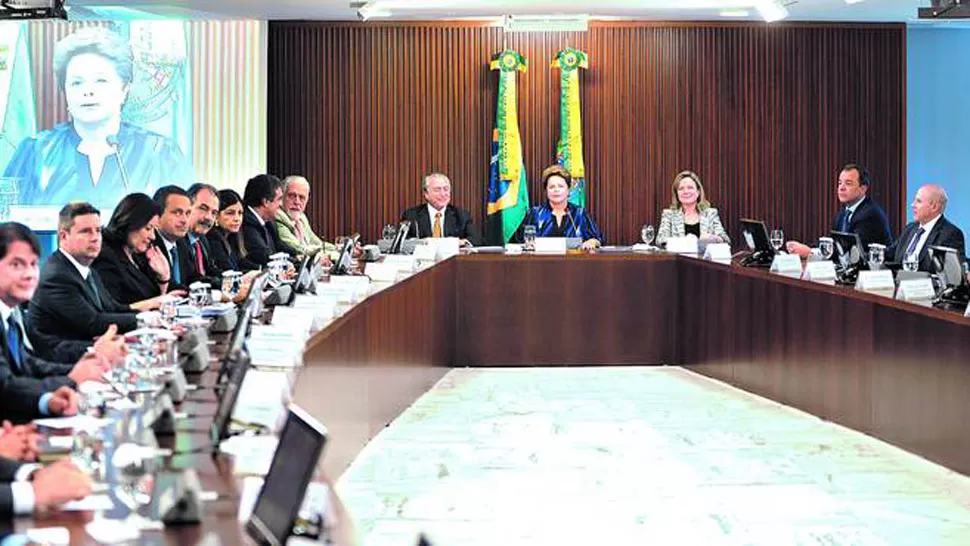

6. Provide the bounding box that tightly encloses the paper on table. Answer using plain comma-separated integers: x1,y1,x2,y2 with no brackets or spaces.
26,527,70,545
85,517,140,543
237,476,264,522
34,415,110,432
61,494,114,511
47,436,74,449
78,381,113,394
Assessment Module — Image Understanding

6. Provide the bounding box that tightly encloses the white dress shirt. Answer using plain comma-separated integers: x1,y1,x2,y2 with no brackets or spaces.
907,213,942,261
60,248,91,280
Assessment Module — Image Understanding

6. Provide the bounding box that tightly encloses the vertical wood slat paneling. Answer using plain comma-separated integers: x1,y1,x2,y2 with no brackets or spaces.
268,22,905,245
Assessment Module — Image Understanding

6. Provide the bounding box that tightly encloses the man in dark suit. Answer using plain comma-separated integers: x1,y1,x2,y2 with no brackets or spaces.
787,163,893,257
400,172,482,247
0,223,115,392
152,186,197,290
886,184,966,272
242,174,295,267
28,203,138,362
185,183,223,286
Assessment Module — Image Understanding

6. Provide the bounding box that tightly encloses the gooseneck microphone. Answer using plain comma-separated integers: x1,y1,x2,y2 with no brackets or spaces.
106,135,130,190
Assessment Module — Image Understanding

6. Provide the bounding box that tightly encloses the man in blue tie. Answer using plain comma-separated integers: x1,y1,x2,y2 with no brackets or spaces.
787,163,893,258
886,184,966,272
152,186,195,289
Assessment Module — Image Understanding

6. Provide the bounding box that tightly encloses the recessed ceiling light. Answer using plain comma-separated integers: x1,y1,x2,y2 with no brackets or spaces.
720,9,750,17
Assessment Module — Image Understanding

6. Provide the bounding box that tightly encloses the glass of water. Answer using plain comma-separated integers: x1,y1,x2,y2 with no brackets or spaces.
868,243,886,270
770,229,785,252
902,255,918,272
641,225,655,246
382,224,397,241
523,225,537,251
818,236,834,260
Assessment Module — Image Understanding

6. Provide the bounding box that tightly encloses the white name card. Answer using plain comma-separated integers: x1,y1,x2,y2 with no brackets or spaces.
534,237,568,254
412,243,437,261
895,278,936,304
703,243,732,262
855,270,896,292
315,284,355,302
382,255,417,272
270,307,314,334
504,243,523,255
770,254,803,275
665,236,698,255
803,261,837,282
365,262,398,282
430,237,460,260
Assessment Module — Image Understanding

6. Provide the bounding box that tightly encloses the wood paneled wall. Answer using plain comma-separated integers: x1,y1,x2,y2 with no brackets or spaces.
268,21,905,245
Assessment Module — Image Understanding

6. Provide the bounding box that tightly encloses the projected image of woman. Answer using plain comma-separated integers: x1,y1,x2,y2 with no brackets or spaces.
3,27,194,210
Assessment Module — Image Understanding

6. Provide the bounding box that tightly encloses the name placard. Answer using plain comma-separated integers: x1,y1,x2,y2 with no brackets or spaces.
412,243,437,261
666,236,698,255
270,307,314,334
703,243,732,262
895,278,936,304
770,254,802,276
855,270,896,293
364,262,398,282
803,261,837,282
432,237,461,260
534,237,568,254
382,255,417,272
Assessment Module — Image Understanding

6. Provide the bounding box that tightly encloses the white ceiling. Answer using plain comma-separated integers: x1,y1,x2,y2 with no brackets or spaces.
63,0,951,24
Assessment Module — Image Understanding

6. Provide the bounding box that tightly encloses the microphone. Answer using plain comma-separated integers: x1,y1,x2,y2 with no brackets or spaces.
106,135,130,190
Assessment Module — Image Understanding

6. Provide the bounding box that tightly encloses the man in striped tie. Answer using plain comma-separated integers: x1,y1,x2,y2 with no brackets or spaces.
786,163,893,258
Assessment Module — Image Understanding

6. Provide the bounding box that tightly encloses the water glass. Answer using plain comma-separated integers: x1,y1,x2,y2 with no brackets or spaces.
523,225,537,251
641,225,655,246
222,270,242,299
818,237,834,260
189,282,211,307
868,243,886,270
770,229,785,252
382,224,398,241
902,255,918,272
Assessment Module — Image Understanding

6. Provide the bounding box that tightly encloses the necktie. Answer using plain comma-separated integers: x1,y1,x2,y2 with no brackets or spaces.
170,245,182,284
432,212,443,238
295,217,306,244
194,239,206,276
838,208,850,232
6,314,23,373
86,273,101,305
905,226,926,258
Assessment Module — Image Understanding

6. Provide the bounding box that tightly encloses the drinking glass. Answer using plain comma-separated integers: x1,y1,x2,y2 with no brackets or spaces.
902,255,918,272
523,225,537,251
640,225,655,246
818,237,834,260
868,243,886,270
382,224,397,241
770,229,785,252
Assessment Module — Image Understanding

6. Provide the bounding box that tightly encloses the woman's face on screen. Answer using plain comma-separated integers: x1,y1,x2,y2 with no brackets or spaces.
677,178,699,207
218,203,244,233
64,53,129,127
127,217,158,254
546,176,570,206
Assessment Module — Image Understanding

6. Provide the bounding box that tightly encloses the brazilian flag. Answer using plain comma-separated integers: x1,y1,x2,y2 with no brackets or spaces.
485,50,529,245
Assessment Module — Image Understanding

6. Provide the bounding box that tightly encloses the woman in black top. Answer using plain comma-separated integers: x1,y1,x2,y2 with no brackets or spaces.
208,189,260,272
92,193,180,310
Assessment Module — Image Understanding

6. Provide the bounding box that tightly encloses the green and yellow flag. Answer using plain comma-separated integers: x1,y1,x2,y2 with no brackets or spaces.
486,50,529,245
551,48,588,208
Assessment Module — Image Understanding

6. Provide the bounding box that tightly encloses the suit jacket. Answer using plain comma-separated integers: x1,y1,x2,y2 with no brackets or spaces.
832,196,893,250
512,203,605,244
206,228,260,273
0,360,54,424
242,208,295,267
886,215,966,272
400,204,483,246
0,457,26,518
151,232,197,290
657,207,731,246
185,234,223,288
0,311,74,392
91,241,161,306
27,250,138,361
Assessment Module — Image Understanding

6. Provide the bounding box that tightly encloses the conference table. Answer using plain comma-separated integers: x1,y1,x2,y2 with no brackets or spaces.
16,250,970,542
295,251,970,481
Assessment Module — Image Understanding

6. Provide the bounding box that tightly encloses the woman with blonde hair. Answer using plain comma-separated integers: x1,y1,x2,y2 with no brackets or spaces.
656,170,730,246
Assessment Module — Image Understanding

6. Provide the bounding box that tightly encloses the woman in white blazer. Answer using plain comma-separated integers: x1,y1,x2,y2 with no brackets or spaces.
656,170,730,246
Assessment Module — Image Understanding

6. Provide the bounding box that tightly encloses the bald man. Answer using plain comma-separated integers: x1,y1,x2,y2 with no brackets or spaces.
274,175,337,259
886,184,965,272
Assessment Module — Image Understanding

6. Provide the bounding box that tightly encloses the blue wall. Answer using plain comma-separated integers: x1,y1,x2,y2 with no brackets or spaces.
908,27,970,234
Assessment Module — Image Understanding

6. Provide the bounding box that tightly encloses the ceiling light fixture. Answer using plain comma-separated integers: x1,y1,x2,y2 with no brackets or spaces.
356,4,392,20
719,8,750,17
503,14,589,32
756,0,789,22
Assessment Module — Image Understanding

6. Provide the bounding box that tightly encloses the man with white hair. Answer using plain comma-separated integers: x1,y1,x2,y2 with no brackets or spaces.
274,175,337,259
886,184,965,272
400,172,481,247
